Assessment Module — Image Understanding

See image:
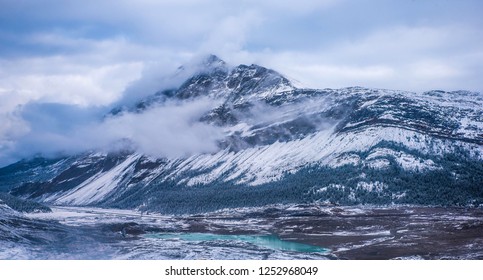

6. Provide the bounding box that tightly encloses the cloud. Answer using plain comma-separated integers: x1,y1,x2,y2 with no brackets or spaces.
0,96,223,166
199,11,262,57
97,98,223,158
0,61,142,107
0,36,149,111
0,110,29,165
0,102,105,164
253,25,483,92
3,0,479,103
0,34,194,115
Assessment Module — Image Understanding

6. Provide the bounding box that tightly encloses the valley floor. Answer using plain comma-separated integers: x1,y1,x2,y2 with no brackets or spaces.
1,205,482,260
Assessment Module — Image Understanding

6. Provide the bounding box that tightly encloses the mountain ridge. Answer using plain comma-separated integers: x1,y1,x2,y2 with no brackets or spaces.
1,55,482,213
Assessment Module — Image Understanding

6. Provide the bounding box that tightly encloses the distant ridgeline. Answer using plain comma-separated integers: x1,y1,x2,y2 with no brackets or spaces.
1,55,482,213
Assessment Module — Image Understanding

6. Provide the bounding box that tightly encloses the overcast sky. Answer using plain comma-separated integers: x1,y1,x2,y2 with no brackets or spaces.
0,0,482,165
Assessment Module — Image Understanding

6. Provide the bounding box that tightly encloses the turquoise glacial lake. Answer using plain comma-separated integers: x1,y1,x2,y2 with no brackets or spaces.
144,233,328,253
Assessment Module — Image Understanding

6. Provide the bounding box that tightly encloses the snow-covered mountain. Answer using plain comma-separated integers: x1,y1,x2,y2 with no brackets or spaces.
2,55,482,213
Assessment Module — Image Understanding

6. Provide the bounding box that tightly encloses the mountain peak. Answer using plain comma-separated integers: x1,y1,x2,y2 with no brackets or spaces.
204,54,225,66
173,56,295,101
194,54,227,73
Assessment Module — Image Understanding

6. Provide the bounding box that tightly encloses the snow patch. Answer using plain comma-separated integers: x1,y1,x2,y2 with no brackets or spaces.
356,181,388,193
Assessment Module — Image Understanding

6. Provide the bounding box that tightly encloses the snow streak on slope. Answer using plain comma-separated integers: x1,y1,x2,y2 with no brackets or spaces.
0,199,15,215
50,154,141,205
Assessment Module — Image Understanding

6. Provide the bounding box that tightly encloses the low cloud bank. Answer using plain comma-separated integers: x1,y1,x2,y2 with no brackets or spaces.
0,80,224,167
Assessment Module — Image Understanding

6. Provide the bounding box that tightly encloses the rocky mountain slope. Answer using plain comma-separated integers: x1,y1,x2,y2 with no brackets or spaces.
1,55,482,213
